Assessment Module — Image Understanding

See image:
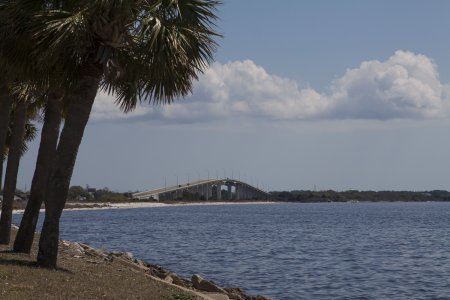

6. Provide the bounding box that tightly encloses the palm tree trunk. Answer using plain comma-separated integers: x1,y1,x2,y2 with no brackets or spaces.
0,92,13,192
0,159,3,193
37,62,102,268
13,92,63,253
0,100,27,244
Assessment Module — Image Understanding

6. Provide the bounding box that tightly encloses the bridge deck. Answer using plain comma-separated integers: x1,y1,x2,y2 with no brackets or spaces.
132,178,268,200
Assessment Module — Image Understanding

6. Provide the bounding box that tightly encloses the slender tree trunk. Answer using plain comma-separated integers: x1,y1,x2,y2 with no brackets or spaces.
0,159,3,193
0,92,13,192
13,92,63,253
0,100,27,244
37,63,102,268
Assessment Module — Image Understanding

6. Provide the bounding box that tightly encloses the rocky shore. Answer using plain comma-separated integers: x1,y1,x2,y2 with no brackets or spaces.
62,239,272,300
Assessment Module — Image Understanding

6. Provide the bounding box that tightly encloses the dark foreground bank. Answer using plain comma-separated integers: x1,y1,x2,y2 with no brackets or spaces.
0,226,271,300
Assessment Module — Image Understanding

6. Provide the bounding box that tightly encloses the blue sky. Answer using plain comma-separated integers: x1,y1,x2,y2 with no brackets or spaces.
16,0,450,192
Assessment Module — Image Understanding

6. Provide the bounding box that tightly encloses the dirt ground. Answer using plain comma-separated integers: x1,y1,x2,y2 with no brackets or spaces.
0,229,203,300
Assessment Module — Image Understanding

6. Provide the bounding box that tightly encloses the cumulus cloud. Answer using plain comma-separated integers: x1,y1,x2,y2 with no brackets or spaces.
92,50,450,122
91,91,151,121
326,51,449,119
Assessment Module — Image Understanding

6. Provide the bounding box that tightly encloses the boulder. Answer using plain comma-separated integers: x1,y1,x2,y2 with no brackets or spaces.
203,293,230,300
147,264,171,279
124,252,134,260
81,245,108,260
71,242,85,255
191,274,226,293
169,273,192,288
163,274,174,284
224,288,248,300
224,288,272,300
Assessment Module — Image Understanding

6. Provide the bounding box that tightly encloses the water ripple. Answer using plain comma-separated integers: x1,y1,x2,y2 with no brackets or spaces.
13,202,450,300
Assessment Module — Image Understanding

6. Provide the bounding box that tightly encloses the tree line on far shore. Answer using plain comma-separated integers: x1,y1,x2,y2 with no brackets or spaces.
270,190,450,203
67,186,130,202
0,0,220,268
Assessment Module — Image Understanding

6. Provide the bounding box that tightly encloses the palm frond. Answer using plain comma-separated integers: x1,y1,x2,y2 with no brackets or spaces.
107,0,221,111
1,0,221,116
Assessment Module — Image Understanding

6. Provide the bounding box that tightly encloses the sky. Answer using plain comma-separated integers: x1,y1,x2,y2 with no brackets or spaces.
15,0,450,192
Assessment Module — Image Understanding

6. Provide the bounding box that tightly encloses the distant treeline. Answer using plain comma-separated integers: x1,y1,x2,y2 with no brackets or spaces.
269,190,450,202
67,186,132,202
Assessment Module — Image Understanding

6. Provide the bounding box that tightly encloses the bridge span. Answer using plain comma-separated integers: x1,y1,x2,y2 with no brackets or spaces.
132,178,269,201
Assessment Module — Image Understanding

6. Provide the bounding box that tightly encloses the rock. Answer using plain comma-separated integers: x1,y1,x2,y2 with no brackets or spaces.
111,251,134,261
163,274,174,284
135,259,146,267
203,293,230,300
124,251,134,260
224,288,272,300
224,288,248,300
71,242,85,255
78,243,108,260
146,264,171,279
170,273,192,288
191,274,226,293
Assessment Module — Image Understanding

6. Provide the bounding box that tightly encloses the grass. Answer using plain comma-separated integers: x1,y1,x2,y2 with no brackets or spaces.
0,229,204,300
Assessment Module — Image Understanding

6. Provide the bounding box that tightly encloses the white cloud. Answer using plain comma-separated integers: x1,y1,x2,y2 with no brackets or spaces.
326,51,449,119
92,50,450,122
91,91,151,121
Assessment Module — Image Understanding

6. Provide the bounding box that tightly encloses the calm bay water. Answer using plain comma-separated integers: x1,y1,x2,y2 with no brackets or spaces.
14,202,450,299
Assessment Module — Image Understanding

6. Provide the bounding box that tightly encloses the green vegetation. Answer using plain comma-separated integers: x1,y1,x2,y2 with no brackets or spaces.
270,190,450,202
0,0,220,268
67,186,129,202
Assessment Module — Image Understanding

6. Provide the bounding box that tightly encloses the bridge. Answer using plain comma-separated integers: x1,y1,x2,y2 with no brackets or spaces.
132,178,269,201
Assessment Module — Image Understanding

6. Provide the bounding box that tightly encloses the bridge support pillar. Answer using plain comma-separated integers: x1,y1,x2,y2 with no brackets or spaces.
216,184,221,200
227,185,232,200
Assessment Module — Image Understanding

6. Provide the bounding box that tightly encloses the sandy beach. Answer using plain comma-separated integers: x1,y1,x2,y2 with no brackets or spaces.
12,200,278,214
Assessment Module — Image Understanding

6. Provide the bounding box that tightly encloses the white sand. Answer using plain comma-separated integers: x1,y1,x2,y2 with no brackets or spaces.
12,201,277,214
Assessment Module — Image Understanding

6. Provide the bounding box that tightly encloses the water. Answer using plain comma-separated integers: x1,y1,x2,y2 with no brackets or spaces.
13,202,450,299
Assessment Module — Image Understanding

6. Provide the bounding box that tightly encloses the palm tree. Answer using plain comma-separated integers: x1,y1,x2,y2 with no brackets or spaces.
13,90,63,253
0,1,41,193
0,1,67,251
0,91,13,192
2,0,220,268
0,85,39,244
0,99,28,243
42,0,220,269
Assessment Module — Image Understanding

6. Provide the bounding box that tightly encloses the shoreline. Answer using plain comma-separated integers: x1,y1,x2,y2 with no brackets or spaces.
12,199,449,214
12,200,279,214
12,199,450,214
1,226,271,300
